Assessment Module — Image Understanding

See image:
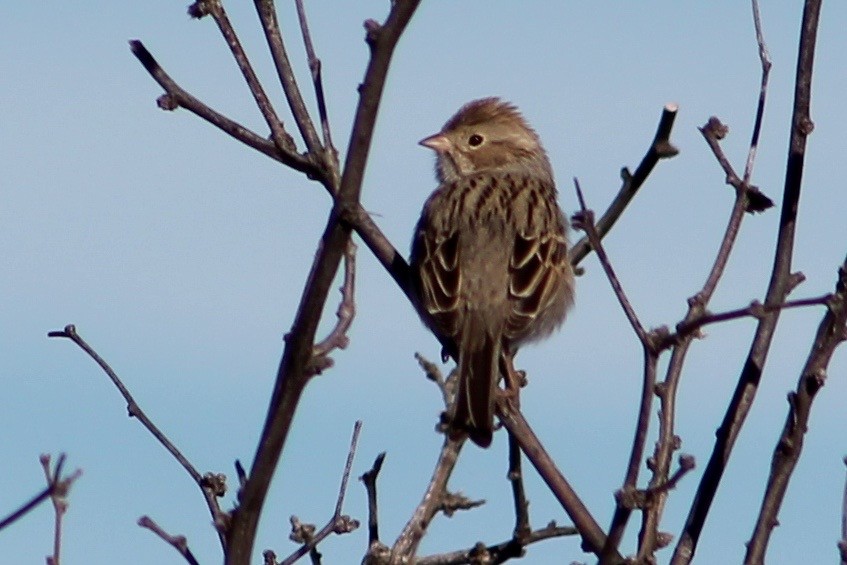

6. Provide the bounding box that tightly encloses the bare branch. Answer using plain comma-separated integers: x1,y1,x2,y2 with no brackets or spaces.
278,422,363,565
672,0,824,561
744,0,773,185
192,0,297,156
646,454,696,497
48,325,228,550
746,260,847,563
139,515,201,565
128,40,317,178
599,350,658,563
700,116,773,213
252,0,322,156
439,491,485,517
391,437,464,559
660,294,832,350
416,352,454,410
415,522,578,565
569,103,679,267
496,397,613,558
572,179,652,349
226,4,421,562
295,0,336,153
641,110,776,559
311,240,358,371
508,433,531,541
38,454,83,565
0,455,81,563
360,452,387,545
0,476,60,532
0,488,52,532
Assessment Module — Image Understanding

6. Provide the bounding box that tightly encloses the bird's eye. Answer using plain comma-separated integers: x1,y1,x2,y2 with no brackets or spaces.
468,134,484,147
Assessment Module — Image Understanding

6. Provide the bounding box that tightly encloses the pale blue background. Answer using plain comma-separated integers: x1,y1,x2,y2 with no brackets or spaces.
2,2,847,563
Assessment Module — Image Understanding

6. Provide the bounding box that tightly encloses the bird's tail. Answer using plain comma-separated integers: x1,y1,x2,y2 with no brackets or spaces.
452,312,500,448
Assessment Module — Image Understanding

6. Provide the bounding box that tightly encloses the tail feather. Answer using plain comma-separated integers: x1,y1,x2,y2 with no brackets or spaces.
452,313,500,447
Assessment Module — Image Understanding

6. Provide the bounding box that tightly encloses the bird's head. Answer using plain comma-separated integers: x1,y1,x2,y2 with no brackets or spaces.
420,97,553,184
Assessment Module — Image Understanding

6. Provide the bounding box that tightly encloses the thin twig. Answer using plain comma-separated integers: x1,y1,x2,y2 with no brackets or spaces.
252,0,322,156
342,204,418,312
0,453,82,530
47,325,228,550
38,454,82,565
128,40,316,178
672,0,823,561
641,115,769,559
391,437,464,559
700,116,773,213
336,421,362,516
416,352,453,410
643,9,778,556
645,454,696,497
278,421,363,565
745,260,847,563
41,454,65,565
0,483,57,532
139,516,201,565
569,103,679,267
744,0,773,185
508,433,531,540
295,0,336,153
496,396,613,558
360,452,386,545
599,349,658,563
225,6,421,562
661,294,832,350
197,0,297,156
572,179,651,348
311,240,358,371
415,522,579,565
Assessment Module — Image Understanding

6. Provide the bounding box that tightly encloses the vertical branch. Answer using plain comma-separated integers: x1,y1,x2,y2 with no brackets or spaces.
508,433,531,540
569,104,679,266
573,180,662,562
743,0,773,184
295,0,336,153
225,4,421,563
252,0,323,156
195,1,297,154
641,136,753,559
497,401,612,558
672,0,823,562
48,325,229,550
390,438,464,559
39,455,82,565
745,260,847,564
600,349,659,563
360,452,386,547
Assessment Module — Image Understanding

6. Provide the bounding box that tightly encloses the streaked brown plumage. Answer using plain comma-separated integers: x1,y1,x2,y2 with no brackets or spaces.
410,98,574,447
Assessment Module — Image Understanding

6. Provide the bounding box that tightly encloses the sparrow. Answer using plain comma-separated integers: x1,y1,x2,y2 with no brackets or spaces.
410,98,574,447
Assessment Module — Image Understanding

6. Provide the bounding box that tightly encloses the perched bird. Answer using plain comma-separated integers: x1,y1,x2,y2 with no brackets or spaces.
410,98,574,447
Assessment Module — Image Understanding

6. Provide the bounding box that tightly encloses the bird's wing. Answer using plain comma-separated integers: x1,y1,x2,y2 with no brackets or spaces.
505,175,573,345
411,191,463,341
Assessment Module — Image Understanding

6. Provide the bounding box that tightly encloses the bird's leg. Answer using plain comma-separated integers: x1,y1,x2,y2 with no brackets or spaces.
498,350,525,408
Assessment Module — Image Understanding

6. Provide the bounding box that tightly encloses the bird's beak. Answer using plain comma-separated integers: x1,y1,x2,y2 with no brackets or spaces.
419,133,451,153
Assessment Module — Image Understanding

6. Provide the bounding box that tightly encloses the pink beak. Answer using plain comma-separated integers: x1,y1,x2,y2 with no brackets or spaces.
419,133,451,153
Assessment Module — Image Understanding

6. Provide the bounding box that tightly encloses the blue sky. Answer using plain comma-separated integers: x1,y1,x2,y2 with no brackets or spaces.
3,2,847,563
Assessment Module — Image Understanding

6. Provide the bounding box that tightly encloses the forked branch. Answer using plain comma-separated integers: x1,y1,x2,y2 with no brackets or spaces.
569,103,679,267
746,259,847,563
672,0,823,561
48,325,229,549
